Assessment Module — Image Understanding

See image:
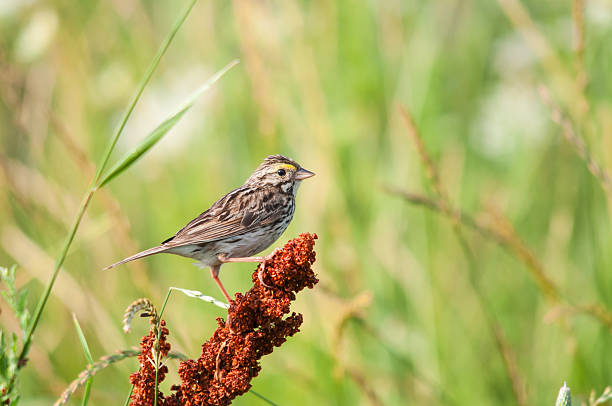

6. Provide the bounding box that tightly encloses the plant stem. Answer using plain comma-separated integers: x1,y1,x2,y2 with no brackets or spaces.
124,385,134,406
250,390,280,406
93,0,199,185
154,289,173,406
158,289,173,321
7,0,200,395
10,189,95,390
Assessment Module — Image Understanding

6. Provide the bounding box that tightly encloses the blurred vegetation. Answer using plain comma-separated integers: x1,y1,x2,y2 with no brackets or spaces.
1,0,612,404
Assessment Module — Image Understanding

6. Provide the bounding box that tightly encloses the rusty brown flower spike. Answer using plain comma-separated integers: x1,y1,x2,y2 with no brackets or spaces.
129,233,318,406
130,320,171,406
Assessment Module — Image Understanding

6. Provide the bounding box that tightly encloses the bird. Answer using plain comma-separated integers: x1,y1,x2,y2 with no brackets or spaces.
105,154,314,302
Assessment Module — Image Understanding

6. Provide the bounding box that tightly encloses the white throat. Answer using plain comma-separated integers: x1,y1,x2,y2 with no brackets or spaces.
292,180,302,197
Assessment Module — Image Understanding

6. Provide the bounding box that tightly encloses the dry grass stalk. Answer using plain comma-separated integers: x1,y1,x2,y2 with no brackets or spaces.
388,189,612,334
496,0,563,76
54,349,187,406
399,106,528,406
399,107,447,206
385,186,563,301
484,207,560,301
123,298,159,333
345,368,385,406
572,0,588,102
539,86,612,201
492,325,528,406
498,0,592,122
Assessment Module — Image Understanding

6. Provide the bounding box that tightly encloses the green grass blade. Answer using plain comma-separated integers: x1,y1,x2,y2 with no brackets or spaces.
123,385,134,406
169,287,229,309
96,59,239,189
9,0,201,395
72,314,93,364
81,378,93,406
250,390,280,406
93,0,199,185
96,107,188,189
72,314,94,406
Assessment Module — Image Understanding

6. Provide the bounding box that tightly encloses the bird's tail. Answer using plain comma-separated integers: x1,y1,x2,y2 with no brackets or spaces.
104,245,169,270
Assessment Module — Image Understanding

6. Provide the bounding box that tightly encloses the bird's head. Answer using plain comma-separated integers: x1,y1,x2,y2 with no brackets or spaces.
246,154,315,195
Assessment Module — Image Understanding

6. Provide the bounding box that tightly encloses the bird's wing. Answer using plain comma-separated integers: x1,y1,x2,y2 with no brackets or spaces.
161,186,287,247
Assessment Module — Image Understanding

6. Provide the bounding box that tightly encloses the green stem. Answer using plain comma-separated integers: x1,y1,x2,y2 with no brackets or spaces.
82,375,93,406
154,289,173,406
93,0,199,185
158,289,173,321
7,0,200,395
11,189,95,390
250,390,280,406
124,385,134,406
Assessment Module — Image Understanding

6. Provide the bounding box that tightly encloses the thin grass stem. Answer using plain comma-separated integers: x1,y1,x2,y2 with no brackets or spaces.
399,105,527,405
72,314,95,406
124,385,134,406
7,0,200,395
250,390,280,406
55,350,186,405
93,0,199,185
154,289,173,406
12,189,94,391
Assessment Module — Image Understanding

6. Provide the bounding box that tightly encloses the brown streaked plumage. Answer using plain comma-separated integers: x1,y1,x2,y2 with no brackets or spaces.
105,154,314,302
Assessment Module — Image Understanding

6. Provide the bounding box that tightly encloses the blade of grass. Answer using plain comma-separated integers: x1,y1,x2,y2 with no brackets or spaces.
93,0,200,185
250,390,280,406
169,286,229,309
154,289,173,406
72,314,94,406
123,385,134,406
96,59,239,189
55,350,186,405
8,0,201,394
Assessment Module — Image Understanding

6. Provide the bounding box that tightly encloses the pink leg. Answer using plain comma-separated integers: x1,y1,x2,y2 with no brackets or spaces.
217,249,280,288
217,255,265,263
217,249,279,264
210,265,232,302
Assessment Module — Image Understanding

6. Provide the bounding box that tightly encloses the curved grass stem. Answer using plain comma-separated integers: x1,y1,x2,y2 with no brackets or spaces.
6,0,200,396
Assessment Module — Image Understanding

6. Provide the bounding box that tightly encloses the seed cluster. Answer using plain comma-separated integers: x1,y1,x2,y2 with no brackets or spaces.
129,233,318,406
129,320,171,406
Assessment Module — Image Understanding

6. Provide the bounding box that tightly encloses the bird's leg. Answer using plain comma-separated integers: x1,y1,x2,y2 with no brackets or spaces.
210,265,232,302
217,249,281,289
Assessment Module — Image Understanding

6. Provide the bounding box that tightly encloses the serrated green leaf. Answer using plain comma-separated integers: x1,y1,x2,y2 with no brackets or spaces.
95,59,239,189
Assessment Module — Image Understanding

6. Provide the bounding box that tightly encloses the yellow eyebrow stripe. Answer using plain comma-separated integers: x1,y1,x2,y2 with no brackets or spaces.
277,163,297,171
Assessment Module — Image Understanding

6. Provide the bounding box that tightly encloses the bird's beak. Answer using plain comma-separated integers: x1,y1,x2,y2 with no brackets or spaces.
295,168,315,180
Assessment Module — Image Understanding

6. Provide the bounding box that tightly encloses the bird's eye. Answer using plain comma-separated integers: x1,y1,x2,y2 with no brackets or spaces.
277,169,286,176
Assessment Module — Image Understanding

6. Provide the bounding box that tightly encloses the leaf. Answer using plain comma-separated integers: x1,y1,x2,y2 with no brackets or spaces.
0,266,30,342
92,0,200,184
95,59,239,189
250,390,280,406
556,382,571,406
169,287,229,309
72,314,94,406
72,315,94,365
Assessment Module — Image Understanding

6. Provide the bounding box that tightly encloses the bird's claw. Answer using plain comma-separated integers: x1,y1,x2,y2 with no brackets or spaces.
258,261,273,289
258,248,281,289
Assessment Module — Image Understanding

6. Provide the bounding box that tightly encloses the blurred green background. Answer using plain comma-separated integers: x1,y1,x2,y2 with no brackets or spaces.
2,0,612,404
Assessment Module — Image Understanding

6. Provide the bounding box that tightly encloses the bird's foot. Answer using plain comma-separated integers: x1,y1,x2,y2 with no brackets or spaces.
257,248,281,289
